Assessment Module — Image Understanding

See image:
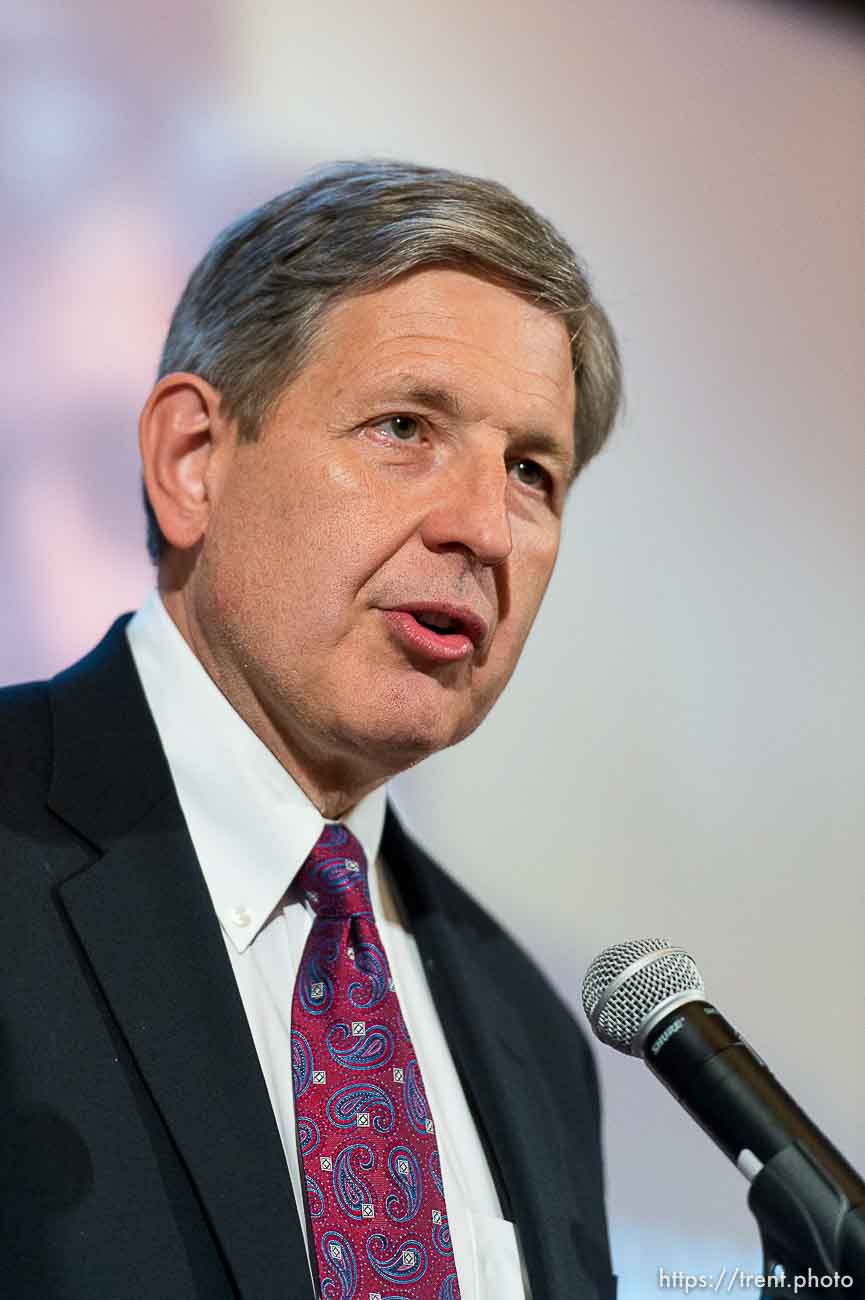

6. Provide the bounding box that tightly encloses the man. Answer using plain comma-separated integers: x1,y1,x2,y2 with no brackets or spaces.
0,161,621,1299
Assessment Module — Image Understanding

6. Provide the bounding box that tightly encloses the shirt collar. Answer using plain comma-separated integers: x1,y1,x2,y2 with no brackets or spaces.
125,590,387,952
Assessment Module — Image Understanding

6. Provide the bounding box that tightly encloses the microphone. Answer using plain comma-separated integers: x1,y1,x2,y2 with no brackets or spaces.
581,939,865,1290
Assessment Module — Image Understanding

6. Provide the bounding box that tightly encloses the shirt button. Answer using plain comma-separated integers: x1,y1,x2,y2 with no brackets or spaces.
230,906,251,928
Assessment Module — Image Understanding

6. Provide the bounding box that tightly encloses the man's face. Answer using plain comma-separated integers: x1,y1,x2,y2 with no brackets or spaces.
190,266,576,788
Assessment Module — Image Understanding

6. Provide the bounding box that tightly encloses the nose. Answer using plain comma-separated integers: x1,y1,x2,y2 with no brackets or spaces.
419,451,513,566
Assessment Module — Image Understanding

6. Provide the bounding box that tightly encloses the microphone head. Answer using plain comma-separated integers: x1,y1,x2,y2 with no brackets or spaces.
581,938,705,1056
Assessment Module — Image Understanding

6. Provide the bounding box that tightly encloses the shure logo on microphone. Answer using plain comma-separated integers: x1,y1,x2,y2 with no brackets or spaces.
650,1015,685,1056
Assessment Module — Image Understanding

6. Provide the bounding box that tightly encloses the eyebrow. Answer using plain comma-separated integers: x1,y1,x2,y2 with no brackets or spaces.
377,380,578,485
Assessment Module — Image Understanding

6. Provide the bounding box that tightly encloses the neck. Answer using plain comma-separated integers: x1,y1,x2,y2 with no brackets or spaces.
158,581,394,820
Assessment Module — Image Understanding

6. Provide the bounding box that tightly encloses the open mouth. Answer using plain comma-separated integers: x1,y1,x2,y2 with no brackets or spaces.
412,611,463,634
382,608,480,663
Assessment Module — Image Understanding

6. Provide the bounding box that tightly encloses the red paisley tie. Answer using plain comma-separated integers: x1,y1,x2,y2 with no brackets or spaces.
291,822,461,1300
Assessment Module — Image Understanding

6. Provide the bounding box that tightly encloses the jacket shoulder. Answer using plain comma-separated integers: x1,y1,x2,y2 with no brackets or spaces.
0,678,53,831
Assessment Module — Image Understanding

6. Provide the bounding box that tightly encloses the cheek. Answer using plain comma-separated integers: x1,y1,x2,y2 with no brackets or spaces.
212,467,408,636
478,560,554,690
510,534,559,624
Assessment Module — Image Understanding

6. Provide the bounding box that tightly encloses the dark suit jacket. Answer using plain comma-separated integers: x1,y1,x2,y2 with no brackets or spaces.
0,615,616,1299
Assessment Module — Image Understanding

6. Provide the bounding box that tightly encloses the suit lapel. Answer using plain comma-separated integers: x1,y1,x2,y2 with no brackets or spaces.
48,618,309,1299
382,806,607,1300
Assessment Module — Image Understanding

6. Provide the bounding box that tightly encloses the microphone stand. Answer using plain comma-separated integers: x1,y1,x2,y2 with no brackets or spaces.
581,945,865,1300
636,1000,865,1299
747,1142,865,1298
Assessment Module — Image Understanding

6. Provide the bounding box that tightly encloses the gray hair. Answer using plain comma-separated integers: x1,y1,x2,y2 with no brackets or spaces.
145,159,622,561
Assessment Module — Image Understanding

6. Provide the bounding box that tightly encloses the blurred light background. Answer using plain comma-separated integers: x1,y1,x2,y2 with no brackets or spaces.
2,0,863,1293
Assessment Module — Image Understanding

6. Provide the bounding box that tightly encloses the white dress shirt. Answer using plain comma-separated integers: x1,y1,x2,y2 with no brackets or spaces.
126,591,527,1299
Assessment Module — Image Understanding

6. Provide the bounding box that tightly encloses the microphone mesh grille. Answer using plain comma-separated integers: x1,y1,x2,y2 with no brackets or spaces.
581,938,704,1054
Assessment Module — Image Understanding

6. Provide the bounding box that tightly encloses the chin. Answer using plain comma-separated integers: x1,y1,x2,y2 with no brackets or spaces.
360,720,459,767
327,668,500,772
345,697,472,768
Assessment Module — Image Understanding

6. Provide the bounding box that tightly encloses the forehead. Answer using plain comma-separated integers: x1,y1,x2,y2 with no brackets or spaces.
305,266,576,434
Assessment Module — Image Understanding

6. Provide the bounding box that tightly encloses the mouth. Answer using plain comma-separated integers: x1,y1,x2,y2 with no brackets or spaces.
381,603,488,664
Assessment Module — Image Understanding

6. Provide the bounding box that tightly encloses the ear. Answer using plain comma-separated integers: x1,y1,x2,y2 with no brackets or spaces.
139,373,233,552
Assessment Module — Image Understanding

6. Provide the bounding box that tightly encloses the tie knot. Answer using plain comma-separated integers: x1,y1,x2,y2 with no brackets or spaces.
296,822,371,919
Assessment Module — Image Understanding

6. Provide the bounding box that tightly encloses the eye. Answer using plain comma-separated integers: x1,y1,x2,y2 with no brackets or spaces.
510,458,551,492
371,414,421,441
